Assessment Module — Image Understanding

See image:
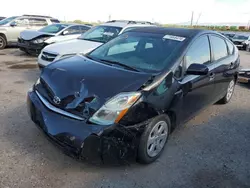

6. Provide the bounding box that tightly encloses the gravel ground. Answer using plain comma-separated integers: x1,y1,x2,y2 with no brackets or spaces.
0,48,250,188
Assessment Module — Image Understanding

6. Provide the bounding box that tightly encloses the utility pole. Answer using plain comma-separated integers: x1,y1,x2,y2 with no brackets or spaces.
196,13,202,26
190,11,194,26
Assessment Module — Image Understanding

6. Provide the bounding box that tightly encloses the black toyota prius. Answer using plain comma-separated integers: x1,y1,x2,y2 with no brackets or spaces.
27,27,240,164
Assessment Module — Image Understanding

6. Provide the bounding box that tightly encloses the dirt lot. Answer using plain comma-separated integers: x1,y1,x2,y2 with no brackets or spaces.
0,48,250,188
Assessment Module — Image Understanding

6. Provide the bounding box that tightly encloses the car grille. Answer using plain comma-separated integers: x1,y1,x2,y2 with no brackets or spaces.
41,51,58,62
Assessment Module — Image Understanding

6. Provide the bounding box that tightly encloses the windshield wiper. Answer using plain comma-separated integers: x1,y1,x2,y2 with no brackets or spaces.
99,59,140,72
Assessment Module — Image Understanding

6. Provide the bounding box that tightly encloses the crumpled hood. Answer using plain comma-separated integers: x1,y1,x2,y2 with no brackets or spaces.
43,39,103,55
37,55,151,115
20,30,55,40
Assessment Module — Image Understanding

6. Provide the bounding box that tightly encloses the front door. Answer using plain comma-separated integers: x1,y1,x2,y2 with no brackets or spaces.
180,35,216,121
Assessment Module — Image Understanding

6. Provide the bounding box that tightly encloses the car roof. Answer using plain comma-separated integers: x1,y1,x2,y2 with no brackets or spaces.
127,27,217,38
100,21,156,28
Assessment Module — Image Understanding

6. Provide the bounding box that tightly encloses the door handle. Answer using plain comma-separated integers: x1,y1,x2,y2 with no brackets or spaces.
209,73,215,81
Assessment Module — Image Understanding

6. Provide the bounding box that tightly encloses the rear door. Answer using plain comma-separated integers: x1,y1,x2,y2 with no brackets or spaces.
209,35,235,101
7,18,30,42
180,35,216,121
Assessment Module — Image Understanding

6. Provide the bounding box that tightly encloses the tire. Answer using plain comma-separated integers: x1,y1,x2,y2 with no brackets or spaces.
137,114,171,164
246,45,250,52
218,79,235,104
0,34,7,50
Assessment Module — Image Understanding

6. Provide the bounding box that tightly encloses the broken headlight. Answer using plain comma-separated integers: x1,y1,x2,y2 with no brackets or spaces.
89,92,141,125
33,37,50,44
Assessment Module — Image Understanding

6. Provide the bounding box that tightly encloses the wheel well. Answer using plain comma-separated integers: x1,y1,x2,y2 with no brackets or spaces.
0,33,7,41
166,111,177,132
234,74,238,82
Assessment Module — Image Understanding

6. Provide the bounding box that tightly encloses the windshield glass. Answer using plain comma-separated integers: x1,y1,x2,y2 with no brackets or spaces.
39,24,69,34
233,35,248,40
78,26,122,43
0,16,17,25
88,32,185,72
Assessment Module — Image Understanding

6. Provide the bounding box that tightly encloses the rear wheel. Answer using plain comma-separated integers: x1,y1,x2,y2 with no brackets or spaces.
137,114,170,164
0,35,7,49
218,79,235,104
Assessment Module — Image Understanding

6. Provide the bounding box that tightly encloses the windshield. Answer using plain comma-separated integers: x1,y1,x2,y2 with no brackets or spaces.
88,32,185,72
78,26,122,43
39,24,69,34
233,35,248,40
0,16,17,25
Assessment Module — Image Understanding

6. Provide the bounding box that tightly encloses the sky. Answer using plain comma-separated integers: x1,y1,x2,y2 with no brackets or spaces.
2,0,250,25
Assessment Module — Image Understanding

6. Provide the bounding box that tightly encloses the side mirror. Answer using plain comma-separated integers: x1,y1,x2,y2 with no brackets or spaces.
62,30,69,35
10,22,17,27
186,63,209,75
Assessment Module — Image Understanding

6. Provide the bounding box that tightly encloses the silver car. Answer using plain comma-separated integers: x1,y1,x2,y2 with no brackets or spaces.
0,15,60,49
38,20,157,68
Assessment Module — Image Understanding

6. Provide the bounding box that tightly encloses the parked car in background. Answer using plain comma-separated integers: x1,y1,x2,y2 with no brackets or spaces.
231,34,250,50
0,15,60,49
0,17,6,21
28,27,239,164
221,32,235,41
18,23,91,56
37,20,156,68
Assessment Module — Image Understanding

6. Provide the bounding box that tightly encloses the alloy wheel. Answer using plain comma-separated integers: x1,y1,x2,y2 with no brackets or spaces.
226,80,235,101
147,121,168,157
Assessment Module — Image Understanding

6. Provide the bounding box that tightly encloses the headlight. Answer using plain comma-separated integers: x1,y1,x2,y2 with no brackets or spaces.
89,92,141,125
33,37,49,44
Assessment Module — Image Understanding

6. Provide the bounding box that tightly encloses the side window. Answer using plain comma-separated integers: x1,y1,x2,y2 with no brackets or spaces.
28,18,48,26
210,35,228,60
14,18,29,26
226,40,234,55
185,35,211,68
64,26,81,35
80,26,90,33
50,19,60,23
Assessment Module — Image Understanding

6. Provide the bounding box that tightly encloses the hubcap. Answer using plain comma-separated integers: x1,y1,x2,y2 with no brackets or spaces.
226,80,235,101
147,121,168,157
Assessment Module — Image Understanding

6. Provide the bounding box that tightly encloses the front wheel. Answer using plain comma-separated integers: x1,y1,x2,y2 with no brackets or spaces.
137,114,171,164
218,79,235,104
0,35,7,50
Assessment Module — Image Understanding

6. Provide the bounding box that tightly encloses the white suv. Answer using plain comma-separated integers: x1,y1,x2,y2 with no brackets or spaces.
38,20,157,68
0,15,60,49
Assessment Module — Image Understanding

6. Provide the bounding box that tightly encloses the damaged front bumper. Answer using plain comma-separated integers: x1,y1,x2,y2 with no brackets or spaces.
27,90,146,164
238,69,250,84
18,38,46,56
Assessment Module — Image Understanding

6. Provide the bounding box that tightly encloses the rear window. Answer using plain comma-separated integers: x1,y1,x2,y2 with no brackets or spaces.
88,32,185,72
50,19,60,23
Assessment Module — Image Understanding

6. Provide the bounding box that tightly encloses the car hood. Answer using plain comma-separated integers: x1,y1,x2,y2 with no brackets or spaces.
20,30,55,40
43,39,103,55
36,55,151,117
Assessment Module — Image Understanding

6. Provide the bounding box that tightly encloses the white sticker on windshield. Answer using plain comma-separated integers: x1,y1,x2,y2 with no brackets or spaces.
163,35,186,41
103,32,114,36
